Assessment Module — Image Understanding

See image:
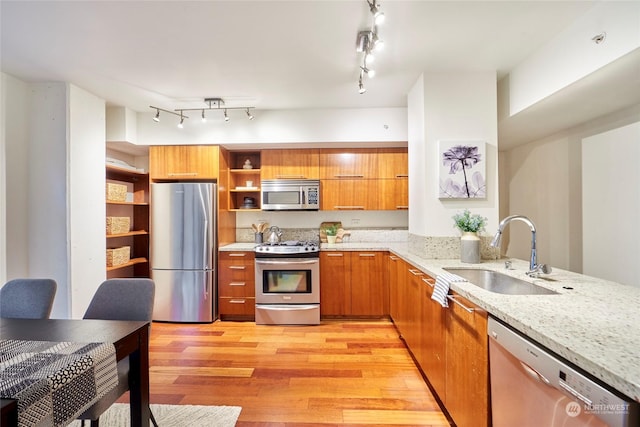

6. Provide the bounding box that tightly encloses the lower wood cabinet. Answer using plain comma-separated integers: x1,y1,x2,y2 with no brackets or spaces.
218,251,255,320
389,259,489,427
320,251,388,317
444,292,489,427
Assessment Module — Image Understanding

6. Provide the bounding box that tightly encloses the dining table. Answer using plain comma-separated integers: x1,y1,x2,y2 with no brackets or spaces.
0,318,151,427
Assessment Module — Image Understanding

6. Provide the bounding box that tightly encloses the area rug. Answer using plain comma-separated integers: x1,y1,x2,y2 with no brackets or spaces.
68,403,241,427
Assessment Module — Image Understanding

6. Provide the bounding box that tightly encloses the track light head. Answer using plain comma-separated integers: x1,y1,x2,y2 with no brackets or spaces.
201,110,206,123
246,108,254,120
361,66,375,78
358,74,366,94
153,109,160,122
368,0,385,25
177,115,185,129
224,109,230,122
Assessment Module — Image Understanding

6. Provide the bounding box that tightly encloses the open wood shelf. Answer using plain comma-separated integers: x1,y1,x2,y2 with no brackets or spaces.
106,230,149,239
106,257,148,272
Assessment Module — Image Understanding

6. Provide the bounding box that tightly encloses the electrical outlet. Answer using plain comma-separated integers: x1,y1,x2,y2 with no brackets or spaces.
351,218,361,225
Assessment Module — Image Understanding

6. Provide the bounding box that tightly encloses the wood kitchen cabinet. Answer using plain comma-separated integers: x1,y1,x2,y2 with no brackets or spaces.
105,164,149,278
261,149,320,179
149,145,220,180
445,291,489,427
320,251,387,317
350,251,387,316
218,251,255,320
319,148,379,179
320,179,379,210
387,254,406,325
403,267,424,362
419,273,447,400
320,252,350,316
377,148,408,179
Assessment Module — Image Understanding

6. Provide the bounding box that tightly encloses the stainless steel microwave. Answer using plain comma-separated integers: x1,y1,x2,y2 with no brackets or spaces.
261,179,320,211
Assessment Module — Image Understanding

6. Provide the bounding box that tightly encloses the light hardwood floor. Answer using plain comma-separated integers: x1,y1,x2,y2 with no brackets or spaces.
145,320,450,426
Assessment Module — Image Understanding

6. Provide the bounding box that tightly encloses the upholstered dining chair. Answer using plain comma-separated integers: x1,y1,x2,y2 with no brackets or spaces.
0,278,57,319
79,278,158,427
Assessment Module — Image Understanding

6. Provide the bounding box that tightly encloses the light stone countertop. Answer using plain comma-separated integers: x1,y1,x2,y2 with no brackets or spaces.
220,241,640,402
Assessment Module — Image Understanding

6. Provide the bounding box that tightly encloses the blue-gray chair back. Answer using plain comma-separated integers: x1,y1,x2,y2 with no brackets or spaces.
79,278,157,427
83,278,155,321
0,278,57,319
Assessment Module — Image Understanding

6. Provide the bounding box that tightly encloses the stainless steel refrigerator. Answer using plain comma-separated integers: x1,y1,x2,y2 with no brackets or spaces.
150,182,216,322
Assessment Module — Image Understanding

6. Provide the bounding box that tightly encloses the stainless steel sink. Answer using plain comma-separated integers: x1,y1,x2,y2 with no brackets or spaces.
443,268,558,295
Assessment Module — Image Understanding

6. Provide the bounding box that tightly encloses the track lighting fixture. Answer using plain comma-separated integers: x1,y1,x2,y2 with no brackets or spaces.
356,0,385,94
150,98,255,127
149,106,189,127
368,0,385,25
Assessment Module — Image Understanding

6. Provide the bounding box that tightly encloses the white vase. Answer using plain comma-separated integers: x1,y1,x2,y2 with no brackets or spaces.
460,232,481,263
327,235,337,245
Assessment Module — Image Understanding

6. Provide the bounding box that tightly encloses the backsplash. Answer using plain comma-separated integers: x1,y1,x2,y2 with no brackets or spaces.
408,233,500,260
236,227,408,243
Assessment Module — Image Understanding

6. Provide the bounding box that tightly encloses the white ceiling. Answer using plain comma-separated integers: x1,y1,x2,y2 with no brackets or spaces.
2,1,638,147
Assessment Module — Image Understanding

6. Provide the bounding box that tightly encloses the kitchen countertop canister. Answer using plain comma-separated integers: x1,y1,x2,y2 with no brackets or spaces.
220,241,640,402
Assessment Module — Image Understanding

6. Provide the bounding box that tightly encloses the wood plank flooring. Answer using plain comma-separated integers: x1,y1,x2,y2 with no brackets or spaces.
142,320,449,426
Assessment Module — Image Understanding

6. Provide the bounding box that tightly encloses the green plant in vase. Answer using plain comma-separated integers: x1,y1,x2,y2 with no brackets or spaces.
452,209,486,263
324,224,339,244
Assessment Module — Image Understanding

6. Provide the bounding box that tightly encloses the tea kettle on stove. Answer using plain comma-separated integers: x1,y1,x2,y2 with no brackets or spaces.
267,226,283,244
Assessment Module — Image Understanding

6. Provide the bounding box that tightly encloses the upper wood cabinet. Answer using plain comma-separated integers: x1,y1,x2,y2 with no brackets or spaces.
261,149,320,179
321,179,379,210
319,148,379,179
149,145,220,180
377,148,408,179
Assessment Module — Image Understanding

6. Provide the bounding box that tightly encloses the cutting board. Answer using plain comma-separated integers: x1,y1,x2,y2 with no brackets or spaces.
319,221,342,243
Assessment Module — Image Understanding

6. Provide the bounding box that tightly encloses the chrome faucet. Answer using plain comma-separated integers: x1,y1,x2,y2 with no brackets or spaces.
490,215,552,277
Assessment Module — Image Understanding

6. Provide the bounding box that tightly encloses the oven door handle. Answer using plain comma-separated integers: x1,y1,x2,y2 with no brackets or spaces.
255,259,318,265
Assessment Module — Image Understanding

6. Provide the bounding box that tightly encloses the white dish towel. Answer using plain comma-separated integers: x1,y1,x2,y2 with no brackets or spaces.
432,272,468,307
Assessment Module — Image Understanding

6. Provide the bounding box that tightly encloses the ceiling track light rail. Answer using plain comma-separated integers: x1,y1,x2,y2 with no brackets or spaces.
150,97,255,128
356,0,385,94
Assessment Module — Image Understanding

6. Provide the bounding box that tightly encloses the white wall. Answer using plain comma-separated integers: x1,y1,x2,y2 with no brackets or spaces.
502,104,640,275
137,107,408,147
68,85,107,317
28,83,70,317
408,71,500,237
582,121,640,287
2,73,30,283
509,1,640,116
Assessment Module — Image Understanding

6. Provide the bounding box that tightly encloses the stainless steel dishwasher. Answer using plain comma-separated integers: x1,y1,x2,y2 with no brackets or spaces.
488,317,638,427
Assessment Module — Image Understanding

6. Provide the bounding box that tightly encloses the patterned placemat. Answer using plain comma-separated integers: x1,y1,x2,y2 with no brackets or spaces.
0,339,117,427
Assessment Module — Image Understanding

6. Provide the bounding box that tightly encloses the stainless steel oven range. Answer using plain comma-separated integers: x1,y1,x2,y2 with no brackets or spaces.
254,240,320,325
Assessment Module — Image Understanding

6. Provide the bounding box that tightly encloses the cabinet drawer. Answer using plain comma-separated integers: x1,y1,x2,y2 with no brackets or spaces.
219,297,255,316
219,251,255,282
218,280,255,297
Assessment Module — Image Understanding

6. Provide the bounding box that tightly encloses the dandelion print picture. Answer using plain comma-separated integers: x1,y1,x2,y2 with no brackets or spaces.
438,141,486,199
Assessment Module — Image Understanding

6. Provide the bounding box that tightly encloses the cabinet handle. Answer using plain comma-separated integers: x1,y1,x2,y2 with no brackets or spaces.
408,269,423,276
326,253,343,257
422,277,434,288
359,253,376,257
334,206,365,210
228,253,247,257
229,299,246,304
229,282,246,286
395,174,409,178
334,174,365,178
167,172,198,176
396,206,409,210
276,174,305,179
229,266,246,270
446,295,476,313
389,256,399,260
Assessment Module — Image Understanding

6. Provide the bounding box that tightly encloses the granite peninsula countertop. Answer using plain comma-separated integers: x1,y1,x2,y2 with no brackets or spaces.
220,241,640,402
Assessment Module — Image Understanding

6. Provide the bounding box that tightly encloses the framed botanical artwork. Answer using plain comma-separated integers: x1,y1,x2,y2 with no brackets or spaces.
438,140,486,199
